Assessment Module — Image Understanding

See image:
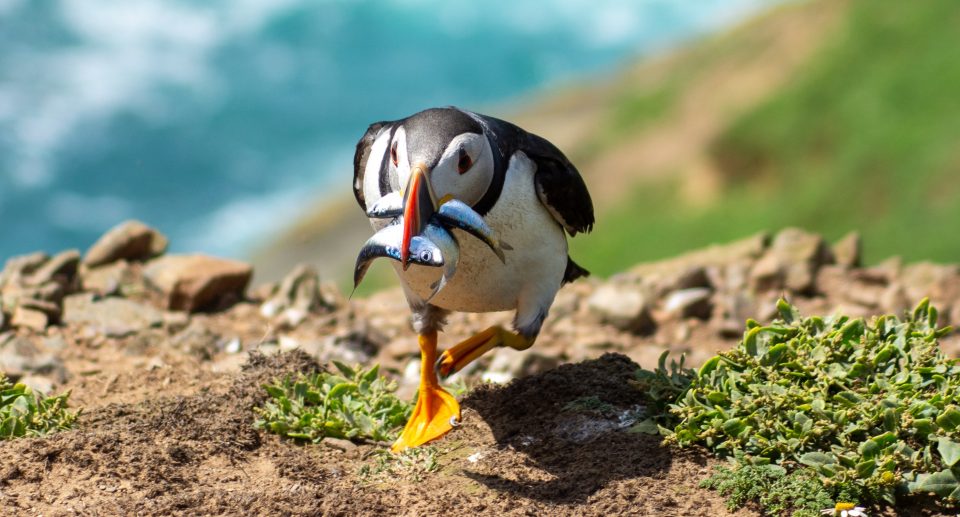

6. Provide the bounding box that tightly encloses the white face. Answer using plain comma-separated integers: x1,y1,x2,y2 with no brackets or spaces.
424,132,494,207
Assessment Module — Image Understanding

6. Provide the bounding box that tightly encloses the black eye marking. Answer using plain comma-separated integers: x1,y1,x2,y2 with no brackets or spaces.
457,148,472,174
391,141,398,167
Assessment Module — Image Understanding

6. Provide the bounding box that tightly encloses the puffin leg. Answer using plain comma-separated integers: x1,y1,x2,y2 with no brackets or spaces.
391,329,461,453
436,325,533,378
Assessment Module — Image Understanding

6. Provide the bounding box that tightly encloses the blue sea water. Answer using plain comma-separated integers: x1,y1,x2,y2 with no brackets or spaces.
0,0,771,261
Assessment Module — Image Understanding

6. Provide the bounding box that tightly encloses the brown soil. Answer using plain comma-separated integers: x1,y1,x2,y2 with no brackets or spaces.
1,352,744,516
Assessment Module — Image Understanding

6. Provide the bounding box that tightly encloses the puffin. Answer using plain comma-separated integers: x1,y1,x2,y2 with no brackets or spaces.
352,107,594,452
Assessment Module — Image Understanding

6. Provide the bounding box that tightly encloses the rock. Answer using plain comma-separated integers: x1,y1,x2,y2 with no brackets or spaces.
0,252,48,289
24,250,80,294
481,371,513,384
260,264,335,326
663,287,713,320
832,232,862,268
586,284,655,335
714,292,754,337
162,311,191,333
949,304,960,328
170,320,221,358
0,335,66,382
487,347,561,380
83,220,169,267
223,337,242,354
750,227,833,294
81,260,133,296
18,297,62,322
323,437,358,452
63,294,164,337
18,374,55,395
900,262,960,303
144,255,252,312
11,306,49,331
328,326,385,364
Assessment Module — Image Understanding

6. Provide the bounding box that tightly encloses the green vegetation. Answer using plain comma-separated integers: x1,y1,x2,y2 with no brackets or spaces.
358,445,440,482
639,299,960,513
254,362,410,443
0,374,79,439
572,0,960,276
700,464,834,517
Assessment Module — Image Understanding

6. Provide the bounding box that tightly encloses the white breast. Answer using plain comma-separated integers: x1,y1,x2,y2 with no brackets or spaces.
383,151,568,318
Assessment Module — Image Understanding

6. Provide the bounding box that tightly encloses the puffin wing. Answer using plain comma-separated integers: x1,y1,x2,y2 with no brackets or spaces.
352,121,392,210
522,132,595,237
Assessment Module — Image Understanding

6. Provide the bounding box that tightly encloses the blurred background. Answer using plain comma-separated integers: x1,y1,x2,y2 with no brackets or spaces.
2,0,958,290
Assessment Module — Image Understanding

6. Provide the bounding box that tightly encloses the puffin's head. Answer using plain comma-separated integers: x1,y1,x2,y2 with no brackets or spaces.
393,107,495,269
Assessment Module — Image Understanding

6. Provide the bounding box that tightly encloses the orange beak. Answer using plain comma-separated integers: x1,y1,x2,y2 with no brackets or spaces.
401,163,436,270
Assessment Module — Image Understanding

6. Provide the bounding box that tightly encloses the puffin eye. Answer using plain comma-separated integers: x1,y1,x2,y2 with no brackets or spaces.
391,142,398,167
457,148,472,174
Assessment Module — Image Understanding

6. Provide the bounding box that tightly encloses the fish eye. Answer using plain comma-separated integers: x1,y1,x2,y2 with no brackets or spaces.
419,250,432,262
457,148,472,174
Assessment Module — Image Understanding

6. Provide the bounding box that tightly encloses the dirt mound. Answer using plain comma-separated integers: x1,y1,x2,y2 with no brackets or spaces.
0,352,741,516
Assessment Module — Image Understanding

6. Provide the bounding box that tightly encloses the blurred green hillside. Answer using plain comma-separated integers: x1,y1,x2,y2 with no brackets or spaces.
569,0,960,275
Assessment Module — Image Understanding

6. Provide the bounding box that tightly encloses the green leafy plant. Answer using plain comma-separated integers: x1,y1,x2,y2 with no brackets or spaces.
0,374,79,438
254,362,410,443
668,298,960,505
700,463,835,517
628,350,696,434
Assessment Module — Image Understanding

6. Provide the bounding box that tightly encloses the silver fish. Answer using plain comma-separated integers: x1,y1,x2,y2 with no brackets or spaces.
433,198,510,263
421,222,459,302
366,191,403,219
353,222,443,291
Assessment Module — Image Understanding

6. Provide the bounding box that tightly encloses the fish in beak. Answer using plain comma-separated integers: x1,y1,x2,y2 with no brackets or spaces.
401,163,438,270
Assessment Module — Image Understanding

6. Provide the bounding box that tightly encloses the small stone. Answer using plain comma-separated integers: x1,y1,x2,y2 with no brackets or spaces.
81,260,133,296
673,266,712,291
162,311,191,332
26,250,80,292
0,252,48,289
481,371,513,384
249,282,278,303
11,306,49,331
84,220,169,267
144,254,252,312
322,437,358,452
832,232,862,268
0,336,66,381
63,294,165,337
19,298,62,322
224,337,242,354
949,304,960,328
586,284,655,335
750,227,833,294
329,327,384,364
900,262,960,303
260,265,333,326
278,335,299,352
663,288,713,320
146,356,166,371
18,374,55,395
